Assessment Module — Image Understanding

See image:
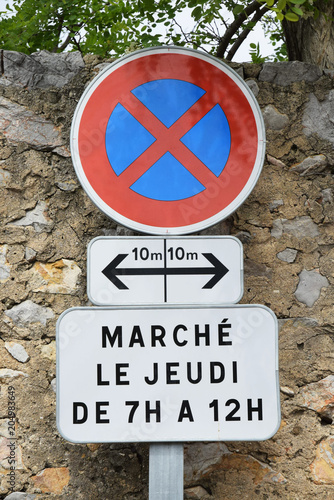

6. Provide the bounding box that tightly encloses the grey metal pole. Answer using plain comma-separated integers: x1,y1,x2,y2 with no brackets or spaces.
149,443,184,500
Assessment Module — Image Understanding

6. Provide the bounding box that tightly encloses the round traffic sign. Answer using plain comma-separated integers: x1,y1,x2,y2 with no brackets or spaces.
71,46,265,235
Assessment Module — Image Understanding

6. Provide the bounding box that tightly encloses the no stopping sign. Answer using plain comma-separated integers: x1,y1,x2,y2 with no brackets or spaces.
71,47,265,235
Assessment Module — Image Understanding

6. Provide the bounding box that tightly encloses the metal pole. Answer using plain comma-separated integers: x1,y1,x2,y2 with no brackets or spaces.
149,443,184,500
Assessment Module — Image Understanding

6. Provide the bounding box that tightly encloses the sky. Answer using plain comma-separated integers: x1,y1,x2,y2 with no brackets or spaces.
0,0,275,63
174,6,274,62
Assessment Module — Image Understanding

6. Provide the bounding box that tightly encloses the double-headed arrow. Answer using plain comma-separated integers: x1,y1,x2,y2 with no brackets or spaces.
102,253,229,290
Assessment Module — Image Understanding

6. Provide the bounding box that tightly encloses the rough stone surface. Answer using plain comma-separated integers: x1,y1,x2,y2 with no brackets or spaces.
280,385,295,396
0,168,10,187
262,104,289,130
184,442,231,482
0,97,69,156
27,259,81,294
298,375,334,421
321,188,333,203
259,61,322,85
24,247,37,262
267,154,286,168
50,378,57,393
310,436,334,484
0,369,27,381
184,485,211,499
303,90,334,146
277,247,298,263
10,201,52,233
31,467,69,493
4,342,30,363
40,341,56,362
245,79,259,97
0,437,25,471
269,199,283,212
290,154,328,176
271,216,319,238
294,269,329,307
0,244,10,281
0,50,334,499
185,443,286,491
0,50,84,89
4,300,54,327
4,493,36,500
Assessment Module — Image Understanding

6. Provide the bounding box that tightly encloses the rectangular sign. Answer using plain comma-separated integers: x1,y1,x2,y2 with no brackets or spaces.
56,305,280,443
87,236,243,305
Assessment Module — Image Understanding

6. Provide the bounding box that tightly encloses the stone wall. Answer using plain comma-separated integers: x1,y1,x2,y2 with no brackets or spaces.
0,50,333,499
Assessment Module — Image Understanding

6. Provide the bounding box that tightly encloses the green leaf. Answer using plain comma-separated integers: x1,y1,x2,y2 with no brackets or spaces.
191,6,202,21
277,0,286,9
291,6,303,16
246,21,256,29
0,0,315,60
233,4,244,17
285,11,299,21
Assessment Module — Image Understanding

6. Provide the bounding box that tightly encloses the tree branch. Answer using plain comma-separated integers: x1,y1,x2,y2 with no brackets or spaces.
226,4,270,61
57,32,73,52
52,13,64,52
57,22,85,52
216,0,276,59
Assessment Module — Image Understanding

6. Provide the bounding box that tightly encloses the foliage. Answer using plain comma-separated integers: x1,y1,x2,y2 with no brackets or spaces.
249,42,267,63
0,0,171,55
0,0,325,61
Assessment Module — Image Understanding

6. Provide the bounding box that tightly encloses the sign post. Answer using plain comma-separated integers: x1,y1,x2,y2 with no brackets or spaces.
149,444,183,500
60,46,276,499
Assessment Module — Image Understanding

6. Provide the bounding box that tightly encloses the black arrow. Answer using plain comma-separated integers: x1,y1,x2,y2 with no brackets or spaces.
102,253,229,290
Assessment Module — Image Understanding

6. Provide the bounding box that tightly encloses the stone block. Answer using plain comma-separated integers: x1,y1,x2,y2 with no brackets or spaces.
303,91,334,145
294,269,329,307
4,300,54,327
31,467,69,494
277,248,297,263
4,493,36,500
271,216,319,238
0,97,69,156
310,436,334,484
290,154,328,176
5,342,30,363
11,202,52,233
0,50,84,89
259,61,322,86
299,375,334,421
0,369,28,381
262,105,289,130
29,259,81,294
0,244,10,282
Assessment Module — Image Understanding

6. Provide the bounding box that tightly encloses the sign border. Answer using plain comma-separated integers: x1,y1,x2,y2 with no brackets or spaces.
71,46,266,235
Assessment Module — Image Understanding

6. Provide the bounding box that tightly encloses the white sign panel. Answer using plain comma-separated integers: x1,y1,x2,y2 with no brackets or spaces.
87,236,243,305
57,305,280,443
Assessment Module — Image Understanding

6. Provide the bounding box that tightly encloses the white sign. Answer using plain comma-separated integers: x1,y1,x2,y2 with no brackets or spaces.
87,236,243,305
56,305,280,443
